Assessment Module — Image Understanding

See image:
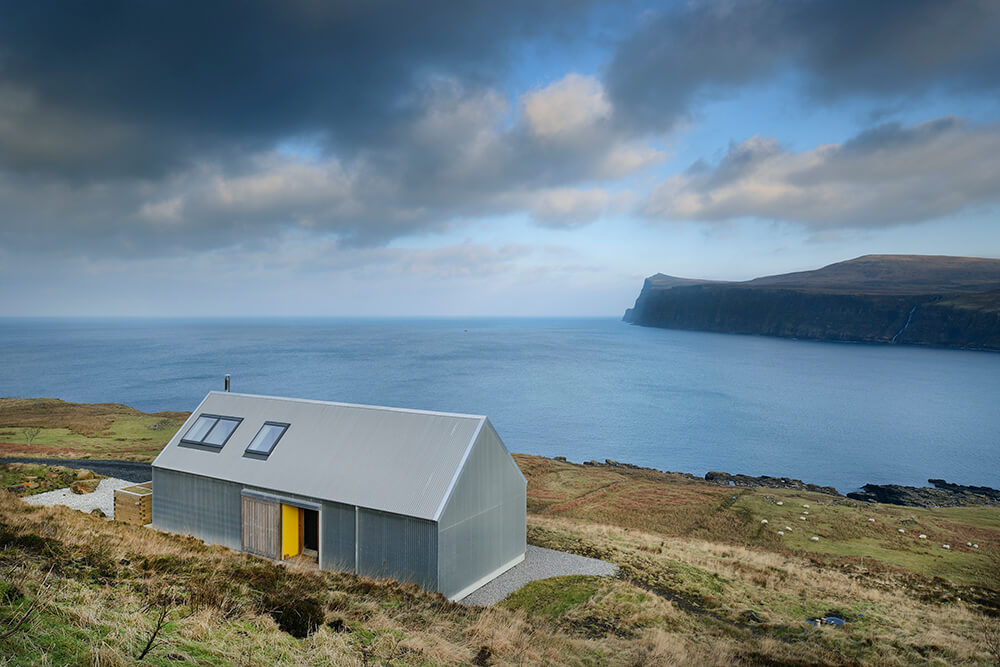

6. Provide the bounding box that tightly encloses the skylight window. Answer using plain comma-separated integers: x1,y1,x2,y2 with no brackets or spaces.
180,414,242,449
244,422,289,458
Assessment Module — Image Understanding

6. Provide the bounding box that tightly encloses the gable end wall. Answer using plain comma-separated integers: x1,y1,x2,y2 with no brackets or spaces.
436,419,526,599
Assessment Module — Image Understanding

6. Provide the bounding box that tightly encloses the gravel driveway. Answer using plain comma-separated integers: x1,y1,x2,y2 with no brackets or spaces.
458,545,618,606
0,457,152,483
22,477,135,519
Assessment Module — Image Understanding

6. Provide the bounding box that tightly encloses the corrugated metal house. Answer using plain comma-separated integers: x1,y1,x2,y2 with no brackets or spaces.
151,392,527,600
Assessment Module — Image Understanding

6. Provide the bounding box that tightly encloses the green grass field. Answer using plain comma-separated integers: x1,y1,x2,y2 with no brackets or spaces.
0,398,186,460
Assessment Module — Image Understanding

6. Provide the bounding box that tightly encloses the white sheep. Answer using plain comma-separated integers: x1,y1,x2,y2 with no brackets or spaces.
761,519,769,524
778,531,785,536
802,511,809,515
898,528,905,533
919,534,927,539
867,518,876,522
973,544,979,548
776,501,784,505
942,544,950,549
810,536,819,541
966,542,972,547
785,526,792,531
803,504,810,508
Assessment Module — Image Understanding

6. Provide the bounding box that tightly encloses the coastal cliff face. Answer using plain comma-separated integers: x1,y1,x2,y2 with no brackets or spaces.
623,255,1000,350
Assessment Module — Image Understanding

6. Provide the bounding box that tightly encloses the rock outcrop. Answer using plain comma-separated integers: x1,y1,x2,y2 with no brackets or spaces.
847,479,1000,507
704,471,840,496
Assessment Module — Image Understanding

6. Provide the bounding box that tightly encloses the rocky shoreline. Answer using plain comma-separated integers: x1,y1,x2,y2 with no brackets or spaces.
846,479,1000,508
574,458,1000,508
703,470,840,496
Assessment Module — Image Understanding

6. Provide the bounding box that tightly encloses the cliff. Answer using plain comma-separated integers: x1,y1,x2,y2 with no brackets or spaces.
623,255,1000,350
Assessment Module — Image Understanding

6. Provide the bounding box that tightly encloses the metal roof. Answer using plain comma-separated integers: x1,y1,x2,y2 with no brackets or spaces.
152,392,495,521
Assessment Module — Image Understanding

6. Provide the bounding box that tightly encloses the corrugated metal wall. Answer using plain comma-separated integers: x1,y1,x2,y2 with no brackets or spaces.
152,468,435,589
436,420,526,599
319,501,356,572
357,508,437,591
152,468,243,550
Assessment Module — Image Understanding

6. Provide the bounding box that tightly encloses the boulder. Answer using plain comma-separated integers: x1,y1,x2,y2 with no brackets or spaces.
70,479,100,494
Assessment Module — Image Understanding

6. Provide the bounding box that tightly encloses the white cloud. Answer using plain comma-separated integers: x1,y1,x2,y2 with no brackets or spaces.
597,143,665,178
644,117,1000,227
522,74,611,138
529,188,611,228
137,196,184,223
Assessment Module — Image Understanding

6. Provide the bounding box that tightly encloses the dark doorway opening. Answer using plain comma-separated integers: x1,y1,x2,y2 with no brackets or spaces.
303,509,319,552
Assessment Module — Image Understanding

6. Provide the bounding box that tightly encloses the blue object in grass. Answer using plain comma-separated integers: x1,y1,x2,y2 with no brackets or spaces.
807,617,846,627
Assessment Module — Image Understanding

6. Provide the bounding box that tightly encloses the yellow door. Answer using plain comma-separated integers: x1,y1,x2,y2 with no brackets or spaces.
281,504,302,559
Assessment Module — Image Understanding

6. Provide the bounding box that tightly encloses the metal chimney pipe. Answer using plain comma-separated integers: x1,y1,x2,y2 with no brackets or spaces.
224,375,230,392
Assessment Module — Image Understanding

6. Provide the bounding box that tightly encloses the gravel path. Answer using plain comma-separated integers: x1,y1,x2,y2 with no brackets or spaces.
458,545,618,606
0,457,152,483
22,477,135,518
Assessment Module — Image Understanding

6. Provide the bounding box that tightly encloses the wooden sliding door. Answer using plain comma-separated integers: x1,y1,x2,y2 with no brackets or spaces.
241,495,280,559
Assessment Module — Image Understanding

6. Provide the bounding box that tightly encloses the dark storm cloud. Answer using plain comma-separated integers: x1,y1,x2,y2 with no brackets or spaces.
0,73,657,256
1,1,669,256
606,0,1000,132
2,0,997,260
0,0,587,180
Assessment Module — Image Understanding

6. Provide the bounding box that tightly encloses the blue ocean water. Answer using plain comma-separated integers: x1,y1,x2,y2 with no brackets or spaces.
1,317,998,493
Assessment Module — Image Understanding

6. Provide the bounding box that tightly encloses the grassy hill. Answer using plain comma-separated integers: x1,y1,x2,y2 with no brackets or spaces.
1,400,999,664
0,398,187,460
746,255,1000,295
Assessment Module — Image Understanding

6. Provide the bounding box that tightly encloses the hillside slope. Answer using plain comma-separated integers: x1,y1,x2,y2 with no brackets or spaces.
623,255,1000,349
2,454,998,664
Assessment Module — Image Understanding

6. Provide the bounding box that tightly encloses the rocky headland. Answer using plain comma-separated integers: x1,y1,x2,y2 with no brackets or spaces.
623,254,1000,350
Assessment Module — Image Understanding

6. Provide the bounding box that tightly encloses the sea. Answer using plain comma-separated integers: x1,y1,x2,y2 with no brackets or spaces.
1,317,998,494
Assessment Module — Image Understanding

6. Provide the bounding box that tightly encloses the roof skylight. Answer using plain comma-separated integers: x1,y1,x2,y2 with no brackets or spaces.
244,422,289,458
181,414,242,449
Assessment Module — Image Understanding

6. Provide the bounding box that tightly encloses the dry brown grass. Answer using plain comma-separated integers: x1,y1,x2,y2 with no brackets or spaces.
516,454,776,545
527,513,997,664
626,627,735,667
0,491,709,665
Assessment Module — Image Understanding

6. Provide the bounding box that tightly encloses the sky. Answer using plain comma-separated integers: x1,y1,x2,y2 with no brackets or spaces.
1,0,998,317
